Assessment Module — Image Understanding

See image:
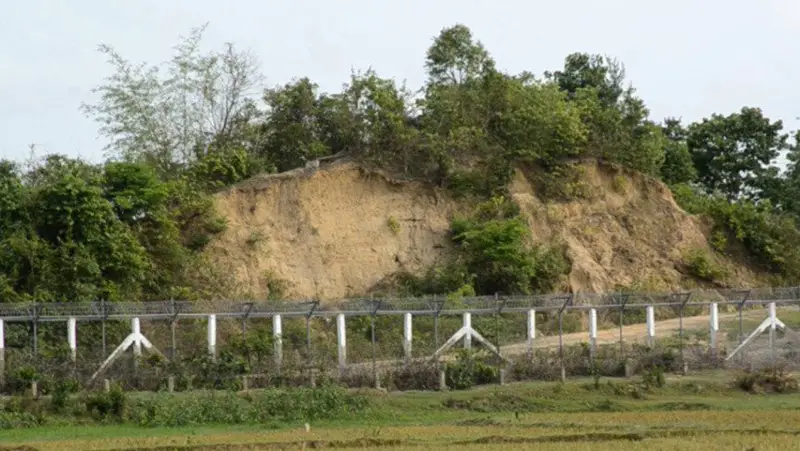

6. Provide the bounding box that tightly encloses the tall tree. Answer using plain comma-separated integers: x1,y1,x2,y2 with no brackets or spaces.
424,24,495,87
257,78,340,172
81,23,263,177
545,53,625,107
659,117,697,185
687,107,787,201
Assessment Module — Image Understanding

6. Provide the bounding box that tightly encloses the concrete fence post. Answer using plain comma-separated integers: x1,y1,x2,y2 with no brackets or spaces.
336,313,347,375
403,313,412,363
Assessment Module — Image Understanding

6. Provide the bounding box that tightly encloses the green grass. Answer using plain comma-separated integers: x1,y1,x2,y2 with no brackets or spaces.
5,372,800,450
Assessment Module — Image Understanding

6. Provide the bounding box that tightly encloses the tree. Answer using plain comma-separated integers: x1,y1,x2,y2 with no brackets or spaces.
0,161,25,234
547,53,665,175
495,78,587,164
20,156,150,301
425,24,495,87
82,23,264,177
257,78,339,172
687,107,787,201
659,118,697,185
545,53,625,107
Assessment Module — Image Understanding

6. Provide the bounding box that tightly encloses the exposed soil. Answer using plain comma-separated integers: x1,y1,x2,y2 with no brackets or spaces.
207,159,764,302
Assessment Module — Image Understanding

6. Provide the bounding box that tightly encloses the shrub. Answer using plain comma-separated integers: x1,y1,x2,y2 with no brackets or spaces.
127,385,367,427
682,248,727,282
50,379,81,413
735,367,799,394
390,364,441,391
673,186,800,280
445,350,499,390
83,384,128,422
451,197,570,295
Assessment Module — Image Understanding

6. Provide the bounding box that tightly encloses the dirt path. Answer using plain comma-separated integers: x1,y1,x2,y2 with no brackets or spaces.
501,312,741,355
346,311,767,371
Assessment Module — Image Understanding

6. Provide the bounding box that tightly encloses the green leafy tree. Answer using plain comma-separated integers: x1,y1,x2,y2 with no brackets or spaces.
549,54,665,174
687,107,787,201
545,52,625,107
424,24,495,87
660,117,697,185
257,78,341,172
22,156,150,301
495,77,587,165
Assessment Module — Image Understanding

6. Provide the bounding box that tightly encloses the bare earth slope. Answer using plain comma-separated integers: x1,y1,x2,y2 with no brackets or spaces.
510,161,761,293
207,162,466,300
207,159,762,301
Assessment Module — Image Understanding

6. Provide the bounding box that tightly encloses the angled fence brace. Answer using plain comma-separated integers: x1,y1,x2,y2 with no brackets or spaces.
429,321,511,364
726,302,789,361
88,325,165,384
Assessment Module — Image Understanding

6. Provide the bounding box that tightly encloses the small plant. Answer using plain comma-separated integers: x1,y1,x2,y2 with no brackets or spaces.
50,379,80,413
641,365,666,389
590,365,602,390
387,216,401,235
612,174,628,193
264,270,290,300
245,230,267,248
735,367,799,394
84,384,128,421
682,248,728,282
710,230,728,253
445,350,498,390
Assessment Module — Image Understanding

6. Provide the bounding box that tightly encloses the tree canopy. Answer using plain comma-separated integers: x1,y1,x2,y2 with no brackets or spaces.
4,23,800,302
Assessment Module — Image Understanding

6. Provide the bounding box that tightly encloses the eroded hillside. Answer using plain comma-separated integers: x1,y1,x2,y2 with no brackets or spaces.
509,161,761,293
208,162,467,300
207,160,763,301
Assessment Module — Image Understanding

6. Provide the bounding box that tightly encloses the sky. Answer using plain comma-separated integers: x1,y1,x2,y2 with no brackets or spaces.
2,0,799,164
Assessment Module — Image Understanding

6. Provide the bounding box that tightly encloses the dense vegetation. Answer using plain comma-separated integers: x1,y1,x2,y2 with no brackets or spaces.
3,23,800,303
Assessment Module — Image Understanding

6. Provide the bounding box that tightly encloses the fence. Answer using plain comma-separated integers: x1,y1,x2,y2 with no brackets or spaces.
1,286,799,393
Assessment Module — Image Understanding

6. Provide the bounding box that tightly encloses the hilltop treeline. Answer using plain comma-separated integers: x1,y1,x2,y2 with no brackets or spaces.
2,23,800,302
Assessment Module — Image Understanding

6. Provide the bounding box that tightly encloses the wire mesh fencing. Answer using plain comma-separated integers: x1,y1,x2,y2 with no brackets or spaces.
1,287,800,394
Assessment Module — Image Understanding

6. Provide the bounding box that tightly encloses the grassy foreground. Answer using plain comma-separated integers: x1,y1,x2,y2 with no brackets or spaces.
2,371,800,450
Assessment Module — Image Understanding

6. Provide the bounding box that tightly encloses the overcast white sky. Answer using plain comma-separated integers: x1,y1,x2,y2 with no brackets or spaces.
2,0,799,164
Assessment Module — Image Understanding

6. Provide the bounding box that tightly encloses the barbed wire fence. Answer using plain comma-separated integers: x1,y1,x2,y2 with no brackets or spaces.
1,286,799,394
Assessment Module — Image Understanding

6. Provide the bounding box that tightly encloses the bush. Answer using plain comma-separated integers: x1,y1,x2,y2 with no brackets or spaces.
128,385,367,427
450,197,570,295
445,350,499,390
682,248,727,282
83,384,128,422
673,186,800,280
50,379,81,413
509,343,680,382
390,364,441,391
735,367,799,394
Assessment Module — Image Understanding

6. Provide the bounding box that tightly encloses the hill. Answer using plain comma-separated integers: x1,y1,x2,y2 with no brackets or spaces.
5,23,799,306
206,158,763,301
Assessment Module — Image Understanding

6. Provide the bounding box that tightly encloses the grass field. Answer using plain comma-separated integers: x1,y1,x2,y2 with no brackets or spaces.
3,371,800,450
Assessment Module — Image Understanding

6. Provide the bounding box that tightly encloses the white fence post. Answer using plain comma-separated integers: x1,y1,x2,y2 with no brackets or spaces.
273,314,283,371
207,314,217,361
403,313,412,363
67,317,77,362
646,306,655,347
337,313,347,374
709,303,719,356
527,309,536,357
131,317,142,357
589,308,598,357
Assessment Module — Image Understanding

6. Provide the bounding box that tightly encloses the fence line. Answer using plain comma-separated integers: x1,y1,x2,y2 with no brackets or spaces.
1,286,800,322
0,286,798,393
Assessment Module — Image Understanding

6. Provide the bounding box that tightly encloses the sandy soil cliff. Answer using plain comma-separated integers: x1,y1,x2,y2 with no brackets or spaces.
206,160,761,301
